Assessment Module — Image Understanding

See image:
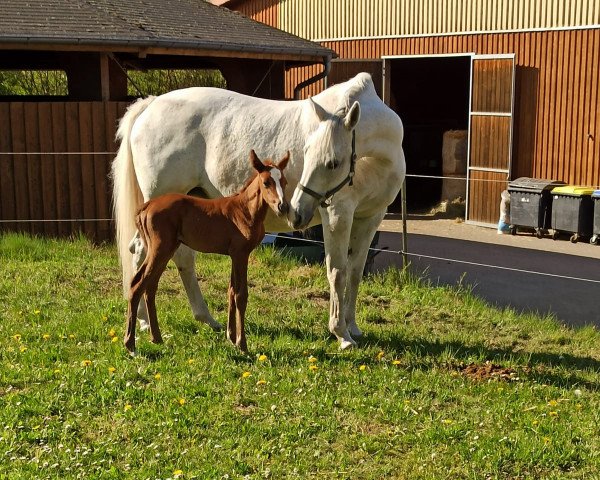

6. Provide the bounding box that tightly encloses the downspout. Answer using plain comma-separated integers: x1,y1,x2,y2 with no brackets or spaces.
293,55,332,100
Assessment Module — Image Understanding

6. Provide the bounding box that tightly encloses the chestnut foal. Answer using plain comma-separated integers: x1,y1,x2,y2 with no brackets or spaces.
124,150,290,354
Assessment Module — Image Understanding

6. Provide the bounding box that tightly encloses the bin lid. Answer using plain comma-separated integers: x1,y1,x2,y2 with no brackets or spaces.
551,185,595,196
508,177,566,192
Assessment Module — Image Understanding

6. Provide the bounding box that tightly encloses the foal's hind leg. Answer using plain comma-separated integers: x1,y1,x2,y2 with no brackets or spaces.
125,262,149,353
172,244,223,331
142,256,171,345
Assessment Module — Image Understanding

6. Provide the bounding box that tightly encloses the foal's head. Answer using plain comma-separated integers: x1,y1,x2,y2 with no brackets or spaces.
250,149,290,216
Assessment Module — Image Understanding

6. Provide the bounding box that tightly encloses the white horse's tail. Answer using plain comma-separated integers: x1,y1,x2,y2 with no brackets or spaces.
111,96,155,296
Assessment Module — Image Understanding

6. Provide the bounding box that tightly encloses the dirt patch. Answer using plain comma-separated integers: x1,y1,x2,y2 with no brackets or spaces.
458,361,521,381
307,291,329,307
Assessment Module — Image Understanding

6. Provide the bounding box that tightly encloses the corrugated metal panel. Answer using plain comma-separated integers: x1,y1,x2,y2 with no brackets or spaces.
235,0,279,27
278,0,600,40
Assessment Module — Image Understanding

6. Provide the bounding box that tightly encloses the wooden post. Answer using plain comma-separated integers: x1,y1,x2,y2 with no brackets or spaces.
401,178,408,267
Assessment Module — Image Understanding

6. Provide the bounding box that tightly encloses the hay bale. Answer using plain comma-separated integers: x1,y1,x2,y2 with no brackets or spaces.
442,130,468,175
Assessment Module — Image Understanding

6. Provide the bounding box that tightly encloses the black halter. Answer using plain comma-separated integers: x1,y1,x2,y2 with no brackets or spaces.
297,130,357,208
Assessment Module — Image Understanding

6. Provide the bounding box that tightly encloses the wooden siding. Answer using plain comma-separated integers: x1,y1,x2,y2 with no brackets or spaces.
0,101,128,242
277,0,600,40
319,30,600,189
468,170,508,224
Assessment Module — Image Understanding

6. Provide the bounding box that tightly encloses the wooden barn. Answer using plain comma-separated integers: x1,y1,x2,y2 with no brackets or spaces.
218,0,600,226
0,0,334,241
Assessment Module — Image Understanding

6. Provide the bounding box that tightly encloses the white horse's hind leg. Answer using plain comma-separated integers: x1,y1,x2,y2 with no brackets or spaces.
171,244,223,331
128,232,150,331
321,206,356,350
344,211,387,338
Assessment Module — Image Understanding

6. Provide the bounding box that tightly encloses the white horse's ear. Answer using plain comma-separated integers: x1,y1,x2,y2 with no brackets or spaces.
309,97,328,122
250,149,267,172
344,101,361,130
277,151,290,171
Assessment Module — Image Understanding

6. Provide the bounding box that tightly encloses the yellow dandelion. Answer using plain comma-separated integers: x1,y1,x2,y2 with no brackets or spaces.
102,315,108,322
19,346,27,353
376,351,385,360
111,336,119,343
81,359,92,367
258,354,268,362
108,328,116,338
154,373,161,380
108,367,116,374
309,364,318,372
173,470,184,478
532,420,539,426
359,365,367,371
392,359,401,365
53,369,60,374
543,436,551,444
42,333,50,340
256,379,267,386
124,404,132,412
241,371,251,379
441,419,454,425
549,411,558,417
308,356,317,363
69,334,75,340
576,403,582,410
178,398,186,406
34,310,41,315
187,359,194,365
547,400,558,407
13,334,21,341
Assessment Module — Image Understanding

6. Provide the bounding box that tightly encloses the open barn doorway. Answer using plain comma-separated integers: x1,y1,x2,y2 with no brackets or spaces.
384,55,471,213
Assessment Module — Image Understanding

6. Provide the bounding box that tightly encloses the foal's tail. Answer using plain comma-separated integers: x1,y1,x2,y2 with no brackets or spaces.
111,96,155,296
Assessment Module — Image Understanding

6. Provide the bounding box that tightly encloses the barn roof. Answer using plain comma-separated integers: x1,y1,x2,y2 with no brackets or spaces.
0,0,334,60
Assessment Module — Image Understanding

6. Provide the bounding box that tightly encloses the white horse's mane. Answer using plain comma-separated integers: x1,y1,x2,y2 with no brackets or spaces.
333,72,375,114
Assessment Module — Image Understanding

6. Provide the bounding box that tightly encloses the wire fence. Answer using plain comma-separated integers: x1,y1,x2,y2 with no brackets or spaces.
1,162,599,286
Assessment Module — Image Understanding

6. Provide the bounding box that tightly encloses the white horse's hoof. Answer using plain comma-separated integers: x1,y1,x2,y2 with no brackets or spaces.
339,338,357,350
139,319,150,332
208,321,224,332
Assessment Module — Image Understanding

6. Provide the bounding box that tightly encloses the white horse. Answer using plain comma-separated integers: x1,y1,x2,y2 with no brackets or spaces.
112,72,405,349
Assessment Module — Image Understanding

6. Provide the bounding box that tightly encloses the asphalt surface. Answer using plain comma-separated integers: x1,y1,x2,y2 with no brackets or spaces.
371,230,600,328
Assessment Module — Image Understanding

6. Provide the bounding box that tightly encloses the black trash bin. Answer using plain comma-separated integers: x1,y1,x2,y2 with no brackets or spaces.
508,177,565,238
591,190,600,245
550,185,594,243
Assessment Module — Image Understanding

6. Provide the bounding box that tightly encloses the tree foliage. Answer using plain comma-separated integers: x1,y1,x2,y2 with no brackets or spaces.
0,69,226,96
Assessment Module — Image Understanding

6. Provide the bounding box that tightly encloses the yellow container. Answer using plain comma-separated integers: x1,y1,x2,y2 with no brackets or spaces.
551,185,595,197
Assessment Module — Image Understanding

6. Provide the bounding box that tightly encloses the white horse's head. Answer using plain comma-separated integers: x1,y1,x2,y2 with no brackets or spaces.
289,98,361,230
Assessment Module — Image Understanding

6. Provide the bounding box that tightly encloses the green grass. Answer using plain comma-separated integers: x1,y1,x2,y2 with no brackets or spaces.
1,232,600,479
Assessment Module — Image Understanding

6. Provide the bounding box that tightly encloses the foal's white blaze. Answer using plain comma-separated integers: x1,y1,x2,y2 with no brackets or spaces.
270,168,285,204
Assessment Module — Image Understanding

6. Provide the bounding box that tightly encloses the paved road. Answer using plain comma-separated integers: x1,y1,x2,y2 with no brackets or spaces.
371,231,600,328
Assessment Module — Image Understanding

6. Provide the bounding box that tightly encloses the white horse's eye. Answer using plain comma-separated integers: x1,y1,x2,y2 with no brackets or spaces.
326,159,340,170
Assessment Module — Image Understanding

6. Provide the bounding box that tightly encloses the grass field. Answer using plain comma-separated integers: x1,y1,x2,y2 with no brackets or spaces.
1,233,599,479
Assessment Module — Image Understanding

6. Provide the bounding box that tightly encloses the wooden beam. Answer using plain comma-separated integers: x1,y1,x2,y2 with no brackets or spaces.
0,43,328,63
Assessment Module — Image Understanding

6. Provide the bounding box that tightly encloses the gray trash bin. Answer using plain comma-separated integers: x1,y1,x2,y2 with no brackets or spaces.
590,190,600,245
551,185,594,243
508,177,566,238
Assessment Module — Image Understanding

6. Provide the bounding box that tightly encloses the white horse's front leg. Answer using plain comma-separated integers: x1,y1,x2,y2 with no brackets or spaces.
344,211,387,338
128,232,150,331
171,244,223,331
321,206,356,350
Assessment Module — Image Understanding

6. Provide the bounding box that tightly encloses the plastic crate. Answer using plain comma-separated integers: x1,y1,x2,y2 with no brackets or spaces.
550,185,594,242
507,177,565,238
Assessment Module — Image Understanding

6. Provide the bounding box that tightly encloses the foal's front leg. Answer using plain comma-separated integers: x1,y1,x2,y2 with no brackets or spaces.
233,255,249,352
227,268,237,346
